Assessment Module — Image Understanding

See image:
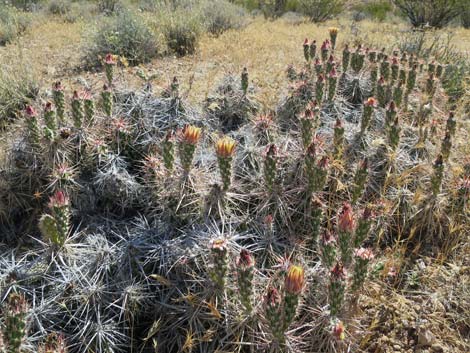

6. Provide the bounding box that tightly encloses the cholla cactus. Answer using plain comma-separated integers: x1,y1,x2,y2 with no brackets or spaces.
101,84,113,118
377,77,387,107
299,104,318,149
315,74,325,104
391,57,399,82
320,230,337,269
83,91,95,124
264,287,283,342
215,136,236,190
71,91,83,128
342,44,350,72
388,115,401,151
337,202,356,266
326,55,335,75
327,68,338,102
104,53,117,85
385,101,397,127
407,64,418,92
178,125,202,174
380,57,390,81
39,190,71,246
52,81,65,123
3,293,29,353
303,38,310,62
162,130,175,172
360,97,377,134
210,238,228,290
309,40,317,59
370,62,378,93
24,105,40,147
333,118,344,160
399,67,407,85
283,265,305,330
329,27,339,50
329,262,347,317
393,84,404,107
310,197,324,243
236,249,255,313
431,155,445,196
321,40,330,62
241,67,249,94
351,158,368,205
39,333,67,353
351,248,374,292
354,206,373,247
264,144,278,192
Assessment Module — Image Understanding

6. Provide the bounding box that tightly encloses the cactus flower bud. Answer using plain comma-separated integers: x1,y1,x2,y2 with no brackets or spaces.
215,136,236,190
329,27,339,50
283,265,305,330
104,53,117,85
178,125,202,173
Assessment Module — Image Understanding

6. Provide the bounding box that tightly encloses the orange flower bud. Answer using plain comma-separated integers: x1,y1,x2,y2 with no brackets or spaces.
215,136,236,158
285,265,305,295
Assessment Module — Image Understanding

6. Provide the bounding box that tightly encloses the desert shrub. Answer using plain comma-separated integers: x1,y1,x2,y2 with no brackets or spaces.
297,0,344,22
98,0,120,15
0,5,33,45
461,6,470,28
47,0,71,15
392,0,463,28
0,58,39,127
163,11,201,56
85,10,158,66
353,0,392,22
199,0,247,36
9,0,42,11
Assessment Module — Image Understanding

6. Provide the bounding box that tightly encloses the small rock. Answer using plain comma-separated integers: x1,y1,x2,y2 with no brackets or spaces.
418,329,435,347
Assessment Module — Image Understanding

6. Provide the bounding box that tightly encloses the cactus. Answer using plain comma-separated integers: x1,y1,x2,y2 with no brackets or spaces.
321,40,330,62
3,293,28,353
380,57,390,81
210,238,228,290
162,130,175,172
299,104,318,149
329,262,347,317
431,155,445,196
315,74,325,104
283,265,305,330
305,142,329,194
41,190,71,246
385,101,397,127
303,38,310,62
178,125,202,174
104,53,117,85
241,67,249,94
391,57,399,83
264,287,283,342
440,131,452,161
309,40,317,60
446,112,457,137
314,57,323,75
264,144,278,192
370,63,378,94
39,332,67,353
387,115,401,151
71,91,83,128
326,55,335,75
351,46,365,73
101,84,113,118
351,158,368,205
215,136,236,191
327,68,338,102
24,105,40,147
426,73,436,97
39,214,60,245
43,102,56,140
436,63,444,79
329,27,338,50
52,81,65,123
351,248,374,292
360,98,377,134
337,203,356,266
236,249,255,313
377,77,387,107
331,319,346,341
83,91,95,124
393,85,404,107
354,206,373,247
320,230,337,269
310,197,324,243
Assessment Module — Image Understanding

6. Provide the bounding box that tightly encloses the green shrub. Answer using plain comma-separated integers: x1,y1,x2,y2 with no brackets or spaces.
200,0,247,36
297,0,344,22
392,0,463,28
9,0,42,11
353,0,392,22
163,12,201,56
85,10,158,66
47,0,71,15
461,6,470,28
98,0,120,15
0,5,33,46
